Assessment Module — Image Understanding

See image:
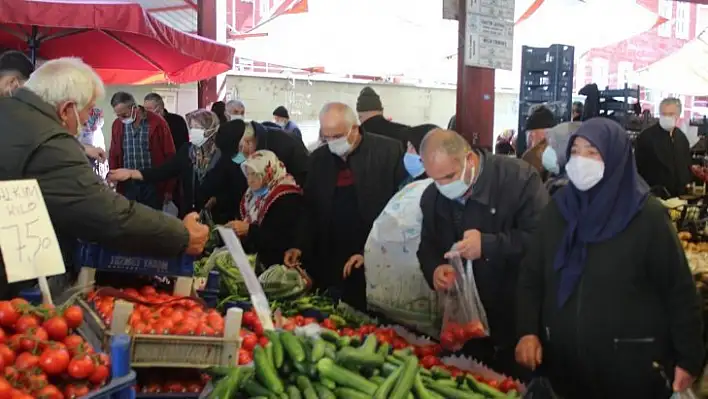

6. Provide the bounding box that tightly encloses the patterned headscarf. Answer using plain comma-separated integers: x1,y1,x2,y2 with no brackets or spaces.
186,109,220,181
240,150,301,224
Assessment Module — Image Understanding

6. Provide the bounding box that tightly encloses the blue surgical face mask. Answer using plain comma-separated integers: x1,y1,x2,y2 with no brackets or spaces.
121,106,135,125
231,152,246,164
403,153,425,178
542,146,560,174
252,187,269,197
435,158,473,200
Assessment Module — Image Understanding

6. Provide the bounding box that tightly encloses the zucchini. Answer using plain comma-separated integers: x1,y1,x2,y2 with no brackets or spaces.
359,334,377,353
295,375,318,399
335,347,385,368
286,385,302,399
337,335,352,348
376,342,391,357
381,362,399,377
320,328,340,343
334,387,371,399
426,381,484,399
413,373,435,399
466,375,508,398
311,339,326,362
281,332,306,363
254,346,285,394
389,356,418,399
313,383,337,399
266,331,285,368
319,377,337,390
431,366,452,379
266,343,275,368
373,363,402,399
315,358,378,395
242,379,274,397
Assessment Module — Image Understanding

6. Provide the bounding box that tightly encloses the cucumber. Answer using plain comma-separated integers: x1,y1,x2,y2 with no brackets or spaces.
311,339,326,362
324,346,337,360
376,342,391,357
373,363,402,399
392,348,412,360
243,379,274,397
298,336,312,362
254,346,285,394
386,355,403,365
336,347,385,368
295,375,318,399
324,341,338,352
413,373,435,399
389,356,418,399
315,358,378,395
466,375,508,398
320,328,340,343
334,387,371,399
426,381,484,399
431,366,452,379
435,379,458,388
381,362,399,377
337,336,352,348
359,334,377,353
319,377,337,390
286,385,302,399
371,375,385,385
266,343,275,368
266,331,285,368
281,332,306,363
313,383,337,399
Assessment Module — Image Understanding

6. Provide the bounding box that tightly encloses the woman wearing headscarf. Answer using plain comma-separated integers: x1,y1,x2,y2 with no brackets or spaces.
79,107,109,180
541,122,581,194
400,124,438,186
211,101,228,125
108,109,230,220
226,150,303,267
515,118,704,398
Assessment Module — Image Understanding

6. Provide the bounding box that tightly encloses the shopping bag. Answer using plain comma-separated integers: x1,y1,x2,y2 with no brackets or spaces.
439,252,490,350
162,201,178,217
364,179,442,337
523,377,561,399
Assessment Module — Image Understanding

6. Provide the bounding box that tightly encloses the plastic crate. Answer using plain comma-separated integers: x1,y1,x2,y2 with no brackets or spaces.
521,44,574,71
76,242,194,277
521,70,572,88
522,86,555,102
78,298,242,369
83,334,136,399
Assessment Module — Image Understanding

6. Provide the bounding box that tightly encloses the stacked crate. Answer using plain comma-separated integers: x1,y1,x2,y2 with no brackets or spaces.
516,44,575,155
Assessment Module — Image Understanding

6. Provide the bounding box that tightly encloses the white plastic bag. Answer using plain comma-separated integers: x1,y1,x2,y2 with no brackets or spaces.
364,179,442,337
162,201,178,217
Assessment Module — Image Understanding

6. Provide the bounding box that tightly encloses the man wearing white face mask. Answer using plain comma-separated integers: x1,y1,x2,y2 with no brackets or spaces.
635,97,692,198
108,92,177,210
225,99,246,121
417,129,549,379
283,102,407,310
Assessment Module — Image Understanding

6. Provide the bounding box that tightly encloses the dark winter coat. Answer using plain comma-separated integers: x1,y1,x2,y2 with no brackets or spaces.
361,115,409,146
635,123,692,199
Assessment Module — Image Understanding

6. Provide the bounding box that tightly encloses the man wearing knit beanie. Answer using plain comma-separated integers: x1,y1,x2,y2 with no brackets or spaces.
272,105,303,143
516,105,556,157
355,86,408,146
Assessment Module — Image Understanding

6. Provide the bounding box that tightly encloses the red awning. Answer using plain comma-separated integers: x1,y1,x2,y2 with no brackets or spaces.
0,0,235,84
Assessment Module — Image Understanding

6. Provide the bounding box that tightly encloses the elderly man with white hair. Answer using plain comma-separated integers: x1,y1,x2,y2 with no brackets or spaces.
0,57,209,299
283,102,407,310
225,99,246,120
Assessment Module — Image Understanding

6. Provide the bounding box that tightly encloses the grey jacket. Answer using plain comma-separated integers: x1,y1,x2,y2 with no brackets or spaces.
0,89,189,297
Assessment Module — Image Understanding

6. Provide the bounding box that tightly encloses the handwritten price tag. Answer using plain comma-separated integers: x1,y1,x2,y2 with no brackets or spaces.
0,180,65,283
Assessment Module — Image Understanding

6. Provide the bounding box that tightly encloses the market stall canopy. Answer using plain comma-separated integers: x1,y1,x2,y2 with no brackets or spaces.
0,0,236,84
633,29,708,96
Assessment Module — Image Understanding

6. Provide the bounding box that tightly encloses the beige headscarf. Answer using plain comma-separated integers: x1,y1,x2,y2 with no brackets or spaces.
239,150,301,224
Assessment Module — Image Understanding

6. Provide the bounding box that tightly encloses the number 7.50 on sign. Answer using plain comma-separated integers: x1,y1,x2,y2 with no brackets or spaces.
0,180,65,283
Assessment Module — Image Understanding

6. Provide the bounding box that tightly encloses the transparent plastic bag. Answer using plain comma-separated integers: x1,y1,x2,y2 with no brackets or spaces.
162,201,178,217
439,252,490,350
671,390,699,399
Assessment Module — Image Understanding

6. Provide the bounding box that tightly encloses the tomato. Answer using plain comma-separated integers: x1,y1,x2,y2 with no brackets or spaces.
96,353,111,367
420,355,441,369
0,329,6,345
0,377,11,399
62,306,83,329
14,315,39,333
498,378,517,393
302,317,317,326
10,392,32,399
38,304,56,320
144,383,161,393
6,335,22,352
486,379,499,389
450,325,466,343
293,315,304,326
63,335,84,353
9,298,28,308
440,331,456,350
64,384,89,399
241,333,258,351
39,348,70,375
282,322,296,331
14,352,39,370
238,348,252,365
164,381,184,393
340,328,354,337
186,383,202,393
88,364,110,385
242,311,257,327
67,355,94,379
3,368,18,383
0,346,12,367
252,322,264,336
258,336,269,347
169,310,185,324
392,338,408,350
35,384,63,399
0,302,20,328
196,324,215,337
140,285,157,297
27,373,48,391
20,327,49,351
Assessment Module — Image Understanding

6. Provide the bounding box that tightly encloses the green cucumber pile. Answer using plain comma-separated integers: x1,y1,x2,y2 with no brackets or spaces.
208,329,518,399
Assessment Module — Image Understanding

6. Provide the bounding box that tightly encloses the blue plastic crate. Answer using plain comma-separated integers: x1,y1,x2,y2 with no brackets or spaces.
83,334,136,399
521,44,574,71
522,86,555,102
76,242,194,277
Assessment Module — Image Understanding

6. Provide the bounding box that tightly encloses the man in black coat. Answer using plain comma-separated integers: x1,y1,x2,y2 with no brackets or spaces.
417,129,549,379
356,86,409,146
144,93,189,152
635,97,692,199
284,102,407,310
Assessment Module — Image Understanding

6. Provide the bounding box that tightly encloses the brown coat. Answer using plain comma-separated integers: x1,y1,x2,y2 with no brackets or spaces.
521,138,548,175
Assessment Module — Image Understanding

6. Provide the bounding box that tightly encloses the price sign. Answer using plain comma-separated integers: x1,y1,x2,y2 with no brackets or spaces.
0,180,65,283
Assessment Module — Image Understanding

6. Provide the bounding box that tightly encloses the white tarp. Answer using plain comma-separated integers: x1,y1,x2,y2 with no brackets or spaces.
633,29,708,96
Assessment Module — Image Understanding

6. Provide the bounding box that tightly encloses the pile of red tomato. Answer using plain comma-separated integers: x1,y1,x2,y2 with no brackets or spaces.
0,298,110,399
135,368,208,394
87,286,225,337
439,320,486,350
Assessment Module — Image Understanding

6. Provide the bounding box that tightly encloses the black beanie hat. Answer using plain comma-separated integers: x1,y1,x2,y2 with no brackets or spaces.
525,105,556,130
356,86,383,112
273,105,289,119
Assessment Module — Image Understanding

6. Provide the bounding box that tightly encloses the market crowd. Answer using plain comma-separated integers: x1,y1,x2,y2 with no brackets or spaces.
0,51,704,398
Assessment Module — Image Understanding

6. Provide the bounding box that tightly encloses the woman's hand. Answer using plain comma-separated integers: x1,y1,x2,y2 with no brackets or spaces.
226,220,249,236
284,249,302,267
342,254,364,278
515,334,543,370
673,366,695,392
107,168,141,182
